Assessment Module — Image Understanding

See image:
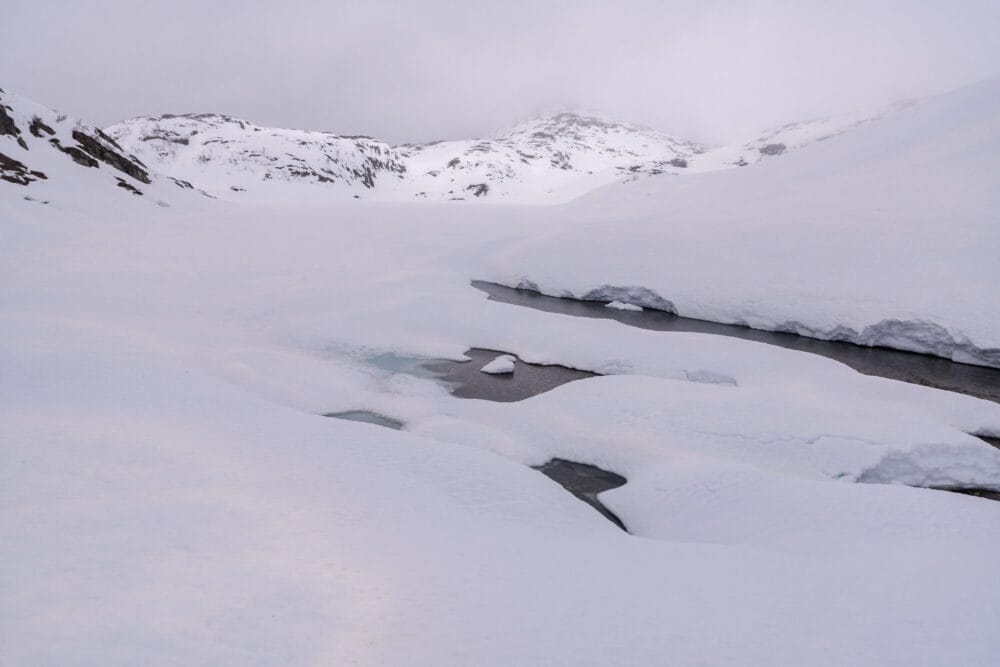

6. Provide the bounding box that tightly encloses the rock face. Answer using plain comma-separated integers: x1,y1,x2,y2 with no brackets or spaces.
0,88,162,196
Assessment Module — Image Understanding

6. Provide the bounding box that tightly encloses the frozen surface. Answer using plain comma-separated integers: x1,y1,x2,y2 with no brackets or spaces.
3,79,1000,665
480,354,516,374
605,300,643,311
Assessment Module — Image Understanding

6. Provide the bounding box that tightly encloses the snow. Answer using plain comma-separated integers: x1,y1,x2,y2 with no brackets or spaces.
480,354,516,374
479,76,1000,366
3,78,1000,665
105,107,899,205
605,300,643,311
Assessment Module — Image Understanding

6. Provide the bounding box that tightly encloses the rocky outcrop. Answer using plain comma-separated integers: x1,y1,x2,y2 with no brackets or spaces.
0,151,47,185
71,130,150,183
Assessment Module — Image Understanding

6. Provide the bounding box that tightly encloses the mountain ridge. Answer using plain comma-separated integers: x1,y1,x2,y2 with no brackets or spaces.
104,105,902,203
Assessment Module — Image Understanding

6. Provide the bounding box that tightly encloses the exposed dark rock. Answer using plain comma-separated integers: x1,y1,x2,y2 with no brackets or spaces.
49,138,99,168
1,151,47,185
447,157,461,168
550,151,572,170
0,104,20,137
466,183,489,197
669,157,688,168
0,104,28,150
759,142,786,156
29,116,55,138
115,177,143,195
71,130,151,183
96,128,125,151
169,177,194,189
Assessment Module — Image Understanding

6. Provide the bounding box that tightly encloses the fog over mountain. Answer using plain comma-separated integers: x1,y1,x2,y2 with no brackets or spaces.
3,0,999,144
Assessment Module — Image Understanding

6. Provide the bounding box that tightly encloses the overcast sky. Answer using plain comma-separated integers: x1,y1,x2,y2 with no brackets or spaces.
3,0,999,144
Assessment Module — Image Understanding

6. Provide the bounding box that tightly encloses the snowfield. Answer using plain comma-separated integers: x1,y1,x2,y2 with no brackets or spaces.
3,77,1000,665
479,77,1000,366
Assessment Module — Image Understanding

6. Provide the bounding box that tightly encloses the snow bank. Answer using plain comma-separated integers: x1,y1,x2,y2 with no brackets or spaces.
478,76,1000,365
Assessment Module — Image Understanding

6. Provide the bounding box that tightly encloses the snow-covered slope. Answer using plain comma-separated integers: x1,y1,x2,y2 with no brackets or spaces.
107,110,705,203
107,104,907,203
0,88,203,207
688,102,914,172
397,112,704,202
105,112,408,199
5,79,1000,665
481,76,1000,366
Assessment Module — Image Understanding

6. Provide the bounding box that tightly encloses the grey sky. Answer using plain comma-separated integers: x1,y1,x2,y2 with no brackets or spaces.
3,0,999,144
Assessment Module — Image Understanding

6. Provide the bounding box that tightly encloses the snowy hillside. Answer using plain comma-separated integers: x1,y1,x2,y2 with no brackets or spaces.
107,110,706,203
687,102,914,172
105,112,408,199
0,88,203,206
4,76,1000,666
481,77,1000,366
397,112,704,202
106,105,904,203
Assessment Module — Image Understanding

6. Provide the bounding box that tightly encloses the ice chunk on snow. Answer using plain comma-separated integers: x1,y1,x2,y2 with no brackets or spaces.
480,354,516,374
606,300,643,311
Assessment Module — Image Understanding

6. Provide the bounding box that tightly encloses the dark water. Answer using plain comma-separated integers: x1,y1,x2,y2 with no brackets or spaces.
471,281,1000,404
422,348,597,402
534,458,628,531
334,347,999,508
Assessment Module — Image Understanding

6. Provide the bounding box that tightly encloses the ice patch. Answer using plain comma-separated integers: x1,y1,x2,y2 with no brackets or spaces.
858,443,1000,491
480,354,516,374
606,300,643,311
323,410,404,430
684,369,738,386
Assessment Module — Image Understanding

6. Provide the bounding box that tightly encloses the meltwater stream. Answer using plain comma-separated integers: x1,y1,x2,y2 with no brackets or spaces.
325,334,1000,525
472,281,1000,405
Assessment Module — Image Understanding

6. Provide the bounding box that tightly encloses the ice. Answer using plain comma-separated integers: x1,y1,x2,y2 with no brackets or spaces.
480,354,516,374
605,300,643,311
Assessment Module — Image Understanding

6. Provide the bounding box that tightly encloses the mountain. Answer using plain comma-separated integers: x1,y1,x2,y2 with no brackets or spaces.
106,106,906,203
687,101,917,172
104,112,408,199
0,88,204,206
396,113,705,202
106,111,707,203
3,85,910,206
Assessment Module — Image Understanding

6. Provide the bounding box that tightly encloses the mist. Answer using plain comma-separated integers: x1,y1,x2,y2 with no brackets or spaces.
3,0,999,144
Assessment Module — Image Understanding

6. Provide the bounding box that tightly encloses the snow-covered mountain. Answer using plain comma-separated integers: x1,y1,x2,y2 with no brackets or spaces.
106,110,706,203
3,84,912,206
688,102,916,172
0,88,204,206
104,112,408,198
396,112,704,202
106,104,908,203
